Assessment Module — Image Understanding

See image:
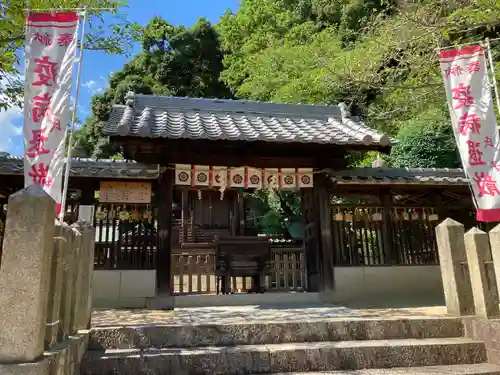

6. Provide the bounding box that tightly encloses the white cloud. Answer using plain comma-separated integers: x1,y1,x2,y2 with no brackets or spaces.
82,79,104,95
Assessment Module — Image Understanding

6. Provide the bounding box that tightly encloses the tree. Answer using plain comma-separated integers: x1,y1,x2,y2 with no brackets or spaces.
389,108,461,168
217,0,500,167
75,16,231,158
0,0,141,110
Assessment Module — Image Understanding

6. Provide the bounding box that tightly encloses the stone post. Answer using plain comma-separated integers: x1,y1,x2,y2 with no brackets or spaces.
78,205,94,224
45,222,68,348
435,218,474,316
69,224,83,334
73,221,96,330
487,224,500,302
0,185,55,362
60,224,76,338
464,227,500,318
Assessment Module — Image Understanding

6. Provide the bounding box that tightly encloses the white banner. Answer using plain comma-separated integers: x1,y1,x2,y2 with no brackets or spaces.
23,12,79,217
439,45,500,222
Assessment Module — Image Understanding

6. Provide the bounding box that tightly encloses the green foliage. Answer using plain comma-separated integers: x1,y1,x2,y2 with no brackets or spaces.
13,0,500,165
389,108,461,169
0,0,141,110
75,17,230,157
216,0,500,168
245,188,302,235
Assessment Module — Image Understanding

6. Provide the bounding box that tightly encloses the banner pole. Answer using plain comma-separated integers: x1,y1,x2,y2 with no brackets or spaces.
485,38,500,116
59,9,87,222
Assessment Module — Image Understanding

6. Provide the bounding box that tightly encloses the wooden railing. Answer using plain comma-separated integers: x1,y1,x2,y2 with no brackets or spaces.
172,240,305,294
331,205,440,266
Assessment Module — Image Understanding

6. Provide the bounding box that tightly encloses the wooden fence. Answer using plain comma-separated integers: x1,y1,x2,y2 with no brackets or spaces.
93,203,158,270
172,240,306,294
331,206,439,266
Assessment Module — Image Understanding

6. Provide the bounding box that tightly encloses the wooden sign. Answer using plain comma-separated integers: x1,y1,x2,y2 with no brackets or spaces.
99,181,152,203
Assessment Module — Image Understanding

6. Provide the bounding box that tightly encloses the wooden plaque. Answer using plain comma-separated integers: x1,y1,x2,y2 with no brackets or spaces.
99,181,152,203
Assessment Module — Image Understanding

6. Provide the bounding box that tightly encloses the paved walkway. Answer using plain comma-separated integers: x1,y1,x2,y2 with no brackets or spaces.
91,305,448,327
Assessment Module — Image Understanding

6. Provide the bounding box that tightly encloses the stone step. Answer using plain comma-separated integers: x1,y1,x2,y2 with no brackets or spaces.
255,363,500,374
82,337,486,375
89,317,464,349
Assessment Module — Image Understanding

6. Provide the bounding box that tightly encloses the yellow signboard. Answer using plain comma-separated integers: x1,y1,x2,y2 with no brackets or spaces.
99,181,152,204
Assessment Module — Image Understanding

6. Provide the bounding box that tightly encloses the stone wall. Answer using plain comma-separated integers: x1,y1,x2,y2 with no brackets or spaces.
435,218,500,318
435,218,500,363
0,185,95,375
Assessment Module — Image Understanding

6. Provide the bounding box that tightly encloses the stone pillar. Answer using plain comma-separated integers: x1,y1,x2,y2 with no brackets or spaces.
73,221,96,330
78,205,94,224
487,224,500,301
0,185,55,362
45,222,68,348
60,224,76,338
464,227,499,318
435,218,474,316
69,225,83,334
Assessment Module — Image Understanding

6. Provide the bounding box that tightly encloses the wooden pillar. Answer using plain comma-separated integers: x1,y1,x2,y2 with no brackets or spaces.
431,189,447,221
380,190,395,264
230,191,238,236
301,187,320,292
156,168,174,294
181,189,188,243
314,173,335,291
238,190,245,236
80,186,95,205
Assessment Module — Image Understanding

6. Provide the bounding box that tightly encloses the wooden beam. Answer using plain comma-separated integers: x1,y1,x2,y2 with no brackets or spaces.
181,189,188,243
301,188,320,292
115,137,350,168
238,190,244,236
156,168,174,294
380,190,396,264
315,173,335,292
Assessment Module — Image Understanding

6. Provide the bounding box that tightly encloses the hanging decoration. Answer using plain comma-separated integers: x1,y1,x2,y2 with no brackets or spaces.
174,164,314,189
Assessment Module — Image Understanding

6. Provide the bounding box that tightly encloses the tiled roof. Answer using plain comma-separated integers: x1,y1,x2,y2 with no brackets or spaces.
102,92,392,147
0,156,159,179
328,167,469,185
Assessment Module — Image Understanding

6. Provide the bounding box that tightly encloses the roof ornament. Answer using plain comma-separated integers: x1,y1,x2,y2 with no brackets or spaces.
125,91,136,107
338,102,351,118
372,154,388,168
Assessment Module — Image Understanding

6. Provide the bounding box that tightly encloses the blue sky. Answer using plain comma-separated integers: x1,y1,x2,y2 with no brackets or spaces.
1,0,239,156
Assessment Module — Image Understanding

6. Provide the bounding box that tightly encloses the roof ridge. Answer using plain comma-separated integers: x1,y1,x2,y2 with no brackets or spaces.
132,93,344,119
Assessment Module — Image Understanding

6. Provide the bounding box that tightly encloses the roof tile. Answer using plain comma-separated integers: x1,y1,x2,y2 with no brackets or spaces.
102,93,393,147
329,167,469,185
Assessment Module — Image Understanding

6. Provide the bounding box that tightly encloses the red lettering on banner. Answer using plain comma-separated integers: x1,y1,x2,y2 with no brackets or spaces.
467,61,481,73
57,33,74,47
26,130,51,158
445,65,463,78
491,162,500,172
467,140,487,166
32,32,52,46
46,117,62,133
28,163,52,188
31,93,52,122
452,83,475,109
474,172,500,197
32,56,58,87
485,136,495,148
458,112,481,136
